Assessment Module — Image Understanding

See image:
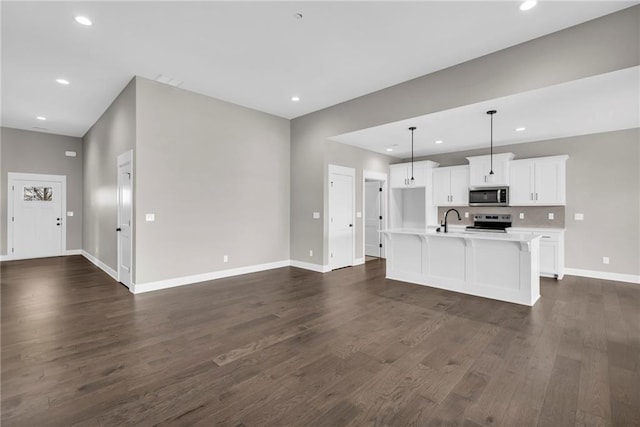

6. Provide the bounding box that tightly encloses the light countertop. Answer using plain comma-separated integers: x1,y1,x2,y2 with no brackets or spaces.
381,228,542,243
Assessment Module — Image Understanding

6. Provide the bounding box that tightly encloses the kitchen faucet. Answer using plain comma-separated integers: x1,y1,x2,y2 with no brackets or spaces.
442,208,462,233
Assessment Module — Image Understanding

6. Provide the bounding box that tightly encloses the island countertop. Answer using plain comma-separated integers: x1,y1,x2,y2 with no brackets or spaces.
381,228,542,244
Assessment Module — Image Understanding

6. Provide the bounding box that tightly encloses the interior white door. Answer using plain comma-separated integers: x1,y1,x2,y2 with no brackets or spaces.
365,181,382,257
11,179,63,259
117,151,133,288
329,169,354,270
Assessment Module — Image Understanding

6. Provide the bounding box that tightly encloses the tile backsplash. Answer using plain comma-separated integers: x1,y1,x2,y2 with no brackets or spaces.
437,206,565,228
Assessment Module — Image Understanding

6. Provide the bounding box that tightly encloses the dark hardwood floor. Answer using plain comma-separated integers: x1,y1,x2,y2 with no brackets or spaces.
1,256,639,426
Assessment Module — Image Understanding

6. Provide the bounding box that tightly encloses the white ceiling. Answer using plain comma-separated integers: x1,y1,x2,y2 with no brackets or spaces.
331,66,640,158
1,1,637,138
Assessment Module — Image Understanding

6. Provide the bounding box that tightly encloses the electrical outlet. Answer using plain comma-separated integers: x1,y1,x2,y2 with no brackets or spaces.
548,213,554,220
309,250,313,257
356,212,362,218
223,255,228,263
603,256,610,265
519,213,524,219
145,213,155,222
575,213,584,221
464,212,469,218
312,212,320,219
67,211,74,217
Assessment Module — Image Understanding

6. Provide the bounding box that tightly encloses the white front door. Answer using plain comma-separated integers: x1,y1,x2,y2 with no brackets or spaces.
117,151,133,288
329,166,354,270
9,174,65,259
365,181,382,257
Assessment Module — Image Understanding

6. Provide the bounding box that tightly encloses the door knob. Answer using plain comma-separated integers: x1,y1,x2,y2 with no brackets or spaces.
116,228,122,232
56,223,60,226
349,224,353,227
56,218,61,221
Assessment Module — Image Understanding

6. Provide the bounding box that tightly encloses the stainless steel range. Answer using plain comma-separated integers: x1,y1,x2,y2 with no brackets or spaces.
465,214,512,233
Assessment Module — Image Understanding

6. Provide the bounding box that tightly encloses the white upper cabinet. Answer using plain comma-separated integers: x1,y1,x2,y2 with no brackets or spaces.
433,165,469,206
390,161,438,189
509,156,568,206
467,153,515,187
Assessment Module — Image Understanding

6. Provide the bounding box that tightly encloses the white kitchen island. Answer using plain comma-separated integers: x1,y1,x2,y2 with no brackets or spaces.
381,229,541,306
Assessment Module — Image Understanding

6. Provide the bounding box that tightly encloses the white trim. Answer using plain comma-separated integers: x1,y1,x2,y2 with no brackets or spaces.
353,257,365,266
290,260,331,273
564,268,640,285
65,249,82,256
1,249,81,262
81,250,118,281
362,170,388,261
131,260,291,294
7,172,67,258
328,164,356,270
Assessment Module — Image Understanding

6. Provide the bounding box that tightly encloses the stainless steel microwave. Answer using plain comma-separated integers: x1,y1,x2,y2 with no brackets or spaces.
468,186,509,206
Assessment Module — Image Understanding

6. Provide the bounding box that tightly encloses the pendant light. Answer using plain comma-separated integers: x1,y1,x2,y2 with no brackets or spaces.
409,126,416,182
486,110,497,178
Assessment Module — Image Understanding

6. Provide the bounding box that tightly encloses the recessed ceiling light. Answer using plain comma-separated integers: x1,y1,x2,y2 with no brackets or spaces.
435,140,444,144
291,96,300,102
74,16,92,26
515,127,526,132
520,1,537,11
56,78,70,85
386,148,393,152
36,116,47,121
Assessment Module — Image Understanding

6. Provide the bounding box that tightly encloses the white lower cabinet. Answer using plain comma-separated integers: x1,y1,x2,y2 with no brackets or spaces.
509,228,564,279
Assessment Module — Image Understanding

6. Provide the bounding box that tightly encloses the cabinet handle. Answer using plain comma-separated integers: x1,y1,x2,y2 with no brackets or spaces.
535,193,538,200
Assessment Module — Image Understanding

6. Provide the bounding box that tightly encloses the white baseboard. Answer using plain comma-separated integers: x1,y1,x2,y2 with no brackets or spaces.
289,260,331,273
66,249,82,256
132,260,291,294
81,250,118,281
564,268,640,285
353,257,364,266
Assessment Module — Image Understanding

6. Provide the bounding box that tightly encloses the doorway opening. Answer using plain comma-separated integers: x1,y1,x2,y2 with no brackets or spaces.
7,172,67,260
363,171,387,262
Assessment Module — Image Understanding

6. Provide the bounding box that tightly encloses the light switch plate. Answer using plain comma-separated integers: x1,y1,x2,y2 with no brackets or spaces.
65,151,77,157
67,211,74,217
464,212,469,218
548,213,554,220
312,212,320,219
356,212,362,218
519,213,524,219
145,213,155,222
575,213,584,221
603,256,610,265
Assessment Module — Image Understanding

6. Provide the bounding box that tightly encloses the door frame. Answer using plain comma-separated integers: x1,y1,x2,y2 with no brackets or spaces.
328,164,356,270
7,172,67,260
117,150,134,288
362,170,388,259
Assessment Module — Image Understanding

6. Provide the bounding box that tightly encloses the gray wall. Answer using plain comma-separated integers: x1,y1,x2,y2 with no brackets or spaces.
134,78,290,284
1,127,83,254
428,129,639,276
325,141,394,262
290,6,639,268
82,78,136,271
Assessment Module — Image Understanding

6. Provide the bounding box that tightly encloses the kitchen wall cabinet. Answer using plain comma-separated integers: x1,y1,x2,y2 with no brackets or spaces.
390,162,429,188
467,153,514,187
509,156,568,206
389,161,439,228
509,227,565,279
433,165,469,206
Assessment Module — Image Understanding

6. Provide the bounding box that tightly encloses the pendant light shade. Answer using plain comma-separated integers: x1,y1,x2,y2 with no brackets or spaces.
486,110,497,176
409,126,416,181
